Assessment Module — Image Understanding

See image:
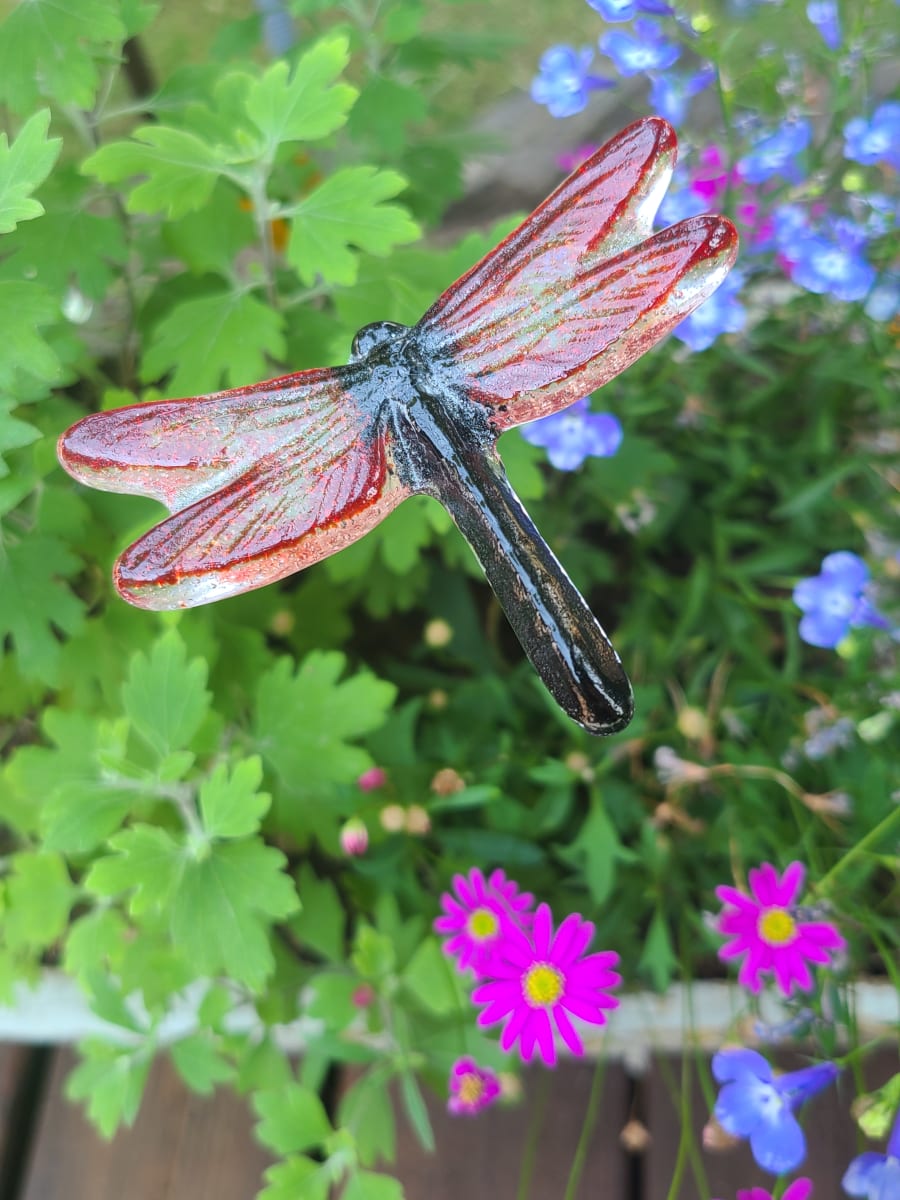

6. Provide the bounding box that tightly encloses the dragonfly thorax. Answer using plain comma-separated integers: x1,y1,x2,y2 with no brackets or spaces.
349,321,410,362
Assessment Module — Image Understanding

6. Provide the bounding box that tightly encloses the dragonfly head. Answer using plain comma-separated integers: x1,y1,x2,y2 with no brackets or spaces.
349,321,410,363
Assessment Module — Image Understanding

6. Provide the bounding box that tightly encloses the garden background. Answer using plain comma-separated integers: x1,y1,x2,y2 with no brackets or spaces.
0,0,897,1198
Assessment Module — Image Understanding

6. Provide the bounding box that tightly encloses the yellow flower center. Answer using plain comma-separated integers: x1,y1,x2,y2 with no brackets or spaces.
467,907,499,941
523,962,564,1008
758,908,797,946
458,1073,484,1106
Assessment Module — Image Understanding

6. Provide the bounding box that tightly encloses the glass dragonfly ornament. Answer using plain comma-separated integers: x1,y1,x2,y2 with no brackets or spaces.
58,117,738,736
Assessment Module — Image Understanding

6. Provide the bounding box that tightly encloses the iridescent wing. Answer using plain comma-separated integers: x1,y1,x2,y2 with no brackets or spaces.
58,367,408,609
416,117,738,428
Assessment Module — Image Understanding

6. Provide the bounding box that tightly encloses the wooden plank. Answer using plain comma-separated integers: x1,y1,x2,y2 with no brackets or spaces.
19,1047,271,1200
0,1043,44,1195
392,1059,631,1200
642,1046,899,1200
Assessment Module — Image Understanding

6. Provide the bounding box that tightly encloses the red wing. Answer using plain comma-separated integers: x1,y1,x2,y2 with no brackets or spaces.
57,367,408,609
415,117,738,430
436,215,738,429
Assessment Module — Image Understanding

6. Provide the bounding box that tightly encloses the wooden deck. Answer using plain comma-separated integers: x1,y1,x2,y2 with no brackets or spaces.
2,1044,895,1199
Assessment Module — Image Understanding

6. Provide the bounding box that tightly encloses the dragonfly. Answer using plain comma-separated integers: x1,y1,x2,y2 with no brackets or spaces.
58,117,737,737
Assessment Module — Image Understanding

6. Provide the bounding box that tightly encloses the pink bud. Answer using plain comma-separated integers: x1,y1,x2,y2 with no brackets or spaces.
352,984,375,1008
357,766,387,793
340,818,368,857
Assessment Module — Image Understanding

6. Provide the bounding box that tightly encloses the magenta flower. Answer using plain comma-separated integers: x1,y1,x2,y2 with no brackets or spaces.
434,868,534,977
447,1057,501,1116
471,903,620,1066
714,862,846,996
716,1180,812,1200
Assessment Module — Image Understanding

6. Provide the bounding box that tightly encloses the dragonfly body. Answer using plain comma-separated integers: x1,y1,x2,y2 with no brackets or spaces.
58,118,738,735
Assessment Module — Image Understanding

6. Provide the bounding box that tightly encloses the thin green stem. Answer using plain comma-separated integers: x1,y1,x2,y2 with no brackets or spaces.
815,804,900,896
562,1058,606,1200
516,1071,551,1200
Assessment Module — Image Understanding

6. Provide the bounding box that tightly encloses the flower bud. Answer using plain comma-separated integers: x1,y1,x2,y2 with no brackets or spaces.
340,818,368,857
431,767,465,796
357,766,387,792
405,804,431,836
379,804,406,833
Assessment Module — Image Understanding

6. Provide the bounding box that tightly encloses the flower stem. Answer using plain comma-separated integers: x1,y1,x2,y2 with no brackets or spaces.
815,803,900,895
562,1058,606,1200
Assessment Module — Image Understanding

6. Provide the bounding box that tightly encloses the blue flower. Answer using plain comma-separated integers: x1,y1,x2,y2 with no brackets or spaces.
673,270,746,351
792,552,889,648
599,20,681,76
844,103,900,172
738,120,812,183
786,221,876,303
587,0,674,18
865,272,900,322
254,0,295,55
712,1049,840,1175
531,46,615,118
520,399,623,470
843,1106,900,1200
655,169,709,226
648,65,716,125
806,0,841,49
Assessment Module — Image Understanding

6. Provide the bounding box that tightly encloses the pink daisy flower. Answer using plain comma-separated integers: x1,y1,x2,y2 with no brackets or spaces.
434,868,534,978
714,862,845,996
716,1181,812,1200
447,1057,501,1116
471,903,620,1067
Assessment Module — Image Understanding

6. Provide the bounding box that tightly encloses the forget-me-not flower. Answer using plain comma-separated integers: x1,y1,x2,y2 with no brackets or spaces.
806,0,841,49
599,20,681,75
531,46,615,118
739,120,812,183
649,66,716,125
673,270,746,351
587,0,674,19
520,399,623,470
844,103,900,172
792,552,889,648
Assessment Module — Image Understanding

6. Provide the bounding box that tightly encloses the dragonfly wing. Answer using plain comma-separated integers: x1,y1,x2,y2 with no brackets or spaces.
414,117,738,430
428,214,738,429
57,367,408,609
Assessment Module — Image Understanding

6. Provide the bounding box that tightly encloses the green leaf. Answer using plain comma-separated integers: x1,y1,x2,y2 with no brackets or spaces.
346,78,427,155
199,757,270,839
64,909,127,985
555,796,630,906
0,0,126,111
0,537,83,685
398,1070,433,1153
245,36,357,151
121,629,211,758
402,938,462,1015
140,289,285,395
170,1034,234,1094
338,1074,396,1168
344,1170,406,1200
0,110,61,233
8,191,128,299
83,126,229,218
259,1156,330,1200
287,167,419,286
0,282,61,387
254,653,396,791
253,1082,333,1155
0,400,41,477
169,838,299,991
289,865,345,962
66,1040,151,1139
4,851,75,952
85,825,184,916
638,908,678,993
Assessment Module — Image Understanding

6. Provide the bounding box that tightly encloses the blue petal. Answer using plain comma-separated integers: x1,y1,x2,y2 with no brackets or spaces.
712,1048,773,1084
821,551,869,589
750,1111,806,1174
798,611,849,648
715,1079,783,1136
843,1152,893,1198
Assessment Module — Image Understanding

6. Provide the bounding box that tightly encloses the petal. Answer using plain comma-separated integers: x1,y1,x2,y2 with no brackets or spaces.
797,920,845,949
516,1011,541,1062
749,1112,806,1174
554,1006,586,1055
533,1010,557,1066
563,994,618,1022
773,861,805,905
715,886,760,913
499,1004,532,1053
748,863,779,906
456,873,477,909
712,1048,773,1084
783,1180,813,1200
821,550,868,589
532,904,553,958
551,913,594,966
843,1152,886,1196
714,1078,778,1135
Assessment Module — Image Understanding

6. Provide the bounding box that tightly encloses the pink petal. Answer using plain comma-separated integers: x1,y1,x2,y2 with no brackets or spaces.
554,1006,586,1055
797,921,845,949
517,1011,540,1061
551,912,592,966
456,873,476,909
749,863,779,906
718,937,752,961
717,910,757,934
715,886,759,913
533,1010,556,1065
499,1003,531,1052
774,860,805,905
533,904,552,958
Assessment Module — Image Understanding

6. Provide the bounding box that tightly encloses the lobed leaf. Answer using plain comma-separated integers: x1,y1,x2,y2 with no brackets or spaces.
0,110,61,234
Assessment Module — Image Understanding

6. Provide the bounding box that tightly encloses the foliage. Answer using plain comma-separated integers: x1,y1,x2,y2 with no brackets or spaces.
0,0,897,1195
